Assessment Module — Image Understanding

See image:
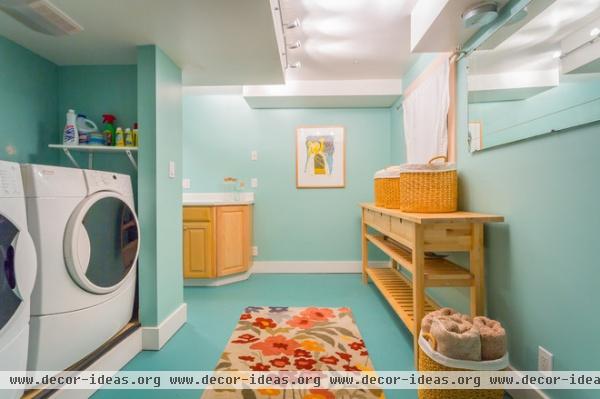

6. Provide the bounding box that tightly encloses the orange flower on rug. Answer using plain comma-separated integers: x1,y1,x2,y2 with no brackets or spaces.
201,307,383,399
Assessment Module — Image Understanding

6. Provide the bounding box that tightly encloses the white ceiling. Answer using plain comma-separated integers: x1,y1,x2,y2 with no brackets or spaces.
0,0,284,85
469,0,600,75
278,0,419,81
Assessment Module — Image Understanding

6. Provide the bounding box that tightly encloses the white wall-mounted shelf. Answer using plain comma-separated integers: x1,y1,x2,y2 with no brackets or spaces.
48,144,138,170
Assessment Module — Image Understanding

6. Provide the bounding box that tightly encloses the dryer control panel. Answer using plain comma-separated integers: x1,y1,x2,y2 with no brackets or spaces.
84,170,133,198
0,160,24,197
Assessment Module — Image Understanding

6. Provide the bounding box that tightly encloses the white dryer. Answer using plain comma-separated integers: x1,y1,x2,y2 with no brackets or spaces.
21,164,139,371
0,160,37,399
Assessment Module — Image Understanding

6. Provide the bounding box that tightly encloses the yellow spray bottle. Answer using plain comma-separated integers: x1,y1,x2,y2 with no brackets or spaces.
115,127,125,147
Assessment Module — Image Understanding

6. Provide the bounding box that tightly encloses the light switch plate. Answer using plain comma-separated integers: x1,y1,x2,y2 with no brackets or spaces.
252,246,258,256
182,178,191,189
251,150,258,161
251,178,258,188
168,161,176,179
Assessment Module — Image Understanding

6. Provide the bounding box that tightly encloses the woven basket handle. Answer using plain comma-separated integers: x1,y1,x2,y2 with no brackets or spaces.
428,155,448,165
422,332,438,351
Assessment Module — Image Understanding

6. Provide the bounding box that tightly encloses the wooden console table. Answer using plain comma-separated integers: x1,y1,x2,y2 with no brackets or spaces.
360,203,503,365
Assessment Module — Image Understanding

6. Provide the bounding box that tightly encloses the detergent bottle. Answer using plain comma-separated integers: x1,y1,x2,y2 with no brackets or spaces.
102,114,116,146
132,123,139,146
115,127,125,147
76,114,99,145
124,128,134,146
63,109,78,145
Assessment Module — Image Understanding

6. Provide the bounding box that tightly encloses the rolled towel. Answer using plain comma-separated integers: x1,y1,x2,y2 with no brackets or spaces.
430,316,481,361
421,307,456,334
474,316,507,361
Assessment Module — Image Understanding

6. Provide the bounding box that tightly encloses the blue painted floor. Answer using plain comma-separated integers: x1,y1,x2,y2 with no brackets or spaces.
93,274,511,399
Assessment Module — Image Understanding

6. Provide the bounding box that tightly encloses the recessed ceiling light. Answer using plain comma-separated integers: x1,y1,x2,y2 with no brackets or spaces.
353,59,359,65
287,40,301,50
288,62,301,69
552,51,562,59
591,28,600,37
462,2,499,29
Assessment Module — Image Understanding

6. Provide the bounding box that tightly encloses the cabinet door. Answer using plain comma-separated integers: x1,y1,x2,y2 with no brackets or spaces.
183,222,215,278
216,206,250,276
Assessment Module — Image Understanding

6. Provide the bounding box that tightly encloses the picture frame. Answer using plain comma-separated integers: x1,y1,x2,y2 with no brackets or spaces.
296,126,345,188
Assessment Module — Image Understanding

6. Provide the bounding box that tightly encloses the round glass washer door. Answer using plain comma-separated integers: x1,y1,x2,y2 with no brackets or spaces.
0,214,22,331
64,192,140,295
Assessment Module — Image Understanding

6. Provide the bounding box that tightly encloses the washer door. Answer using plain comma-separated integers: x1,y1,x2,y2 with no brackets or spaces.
64,192,140,294
0,214,22,331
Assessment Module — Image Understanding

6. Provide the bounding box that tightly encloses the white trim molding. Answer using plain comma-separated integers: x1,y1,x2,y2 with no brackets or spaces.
185,270,252,287
142,303,187,351
506,366,550,399
252,261,388,274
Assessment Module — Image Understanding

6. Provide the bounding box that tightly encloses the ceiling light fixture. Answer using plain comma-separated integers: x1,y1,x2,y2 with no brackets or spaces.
287,40,301,50
462,2,499,29
552,51,562,59
591,27,600,37
0,0,83,36
287,61,302,69
286,18,301,30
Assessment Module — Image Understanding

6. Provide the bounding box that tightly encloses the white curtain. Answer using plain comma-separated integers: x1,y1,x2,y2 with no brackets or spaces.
402,58,450,164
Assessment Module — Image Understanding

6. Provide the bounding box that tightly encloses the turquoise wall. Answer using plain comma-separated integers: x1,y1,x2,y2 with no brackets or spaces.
183,94,391,261
137,46,184,326
390,97,405,165
0,36,57,164
57,65,137,176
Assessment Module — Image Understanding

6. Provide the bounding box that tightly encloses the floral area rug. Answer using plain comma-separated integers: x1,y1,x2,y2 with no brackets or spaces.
201,306,384,399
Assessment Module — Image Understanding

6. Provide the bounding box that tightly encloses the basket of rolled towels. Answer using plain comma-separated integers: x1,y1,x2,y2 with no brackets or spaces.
418,308,509,399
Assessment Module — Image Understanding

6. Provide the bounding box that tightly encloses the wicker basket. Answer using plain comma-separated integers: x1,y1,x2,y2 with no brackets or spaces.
396,156,457,213
418,334,507,399
374,168,402,208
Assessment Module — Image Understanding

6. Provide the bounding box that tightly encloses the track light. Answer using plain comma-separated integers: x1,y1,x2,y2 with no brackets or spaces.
287,40,301,50
286,18,300,30
287,62,301,69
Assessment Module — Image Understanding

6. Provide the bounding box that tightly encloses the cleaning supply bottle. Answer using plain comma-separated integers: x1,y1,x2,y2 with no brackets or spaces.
115,127,125,147
124,128,134,146
102,114,116,146
63,109,79,145
76,114,99,145
132,123,138,147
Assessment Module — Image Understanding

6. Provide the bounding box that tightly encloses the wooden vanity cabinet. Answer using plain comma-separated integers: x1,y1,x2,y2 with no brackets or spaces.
183,205,252,279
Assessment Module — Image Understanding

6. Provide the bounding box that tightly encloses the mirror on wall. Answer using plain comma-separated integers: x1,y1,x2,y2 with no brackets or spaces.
466,0,600,152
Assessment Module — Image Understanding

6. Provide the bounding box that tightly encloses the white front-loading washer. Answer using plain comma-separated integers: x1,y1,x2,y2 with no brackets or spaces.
0,160,37,399
21,164,139,371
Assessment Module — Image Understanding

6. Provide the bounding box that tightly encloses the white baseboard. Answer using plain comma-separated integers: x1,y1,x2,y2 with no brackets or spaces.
53,329,142,399
185,270,252,287
506,366,550,399
251,261,388,274
142,303,187,351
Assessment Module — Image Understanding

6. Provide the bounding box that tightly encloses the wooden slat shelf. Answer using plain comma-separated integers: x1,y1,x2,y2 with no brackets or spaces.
366,267,438,334
365,234,474,287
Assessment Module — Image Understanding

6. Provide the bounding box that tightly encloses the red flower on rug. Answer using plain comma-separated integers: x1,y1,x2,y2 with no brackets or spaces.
360,350,369,356
349,340,365,350
269,356,290,368
293,348,312,358
239,313,252,320
232,334,260,344
319,356,339,365
250,363,271,371
253,317,277,329
336,352,352,361
343,365,360,371
250,335,300,356
238,355,255,362
300,307,335,321
304,389,336,399
294,357,317,370
286,316,315,329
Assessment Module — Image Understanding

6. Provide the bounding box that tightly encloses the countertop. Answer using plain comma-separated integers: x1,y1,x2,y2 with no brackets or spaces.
183,192,254,206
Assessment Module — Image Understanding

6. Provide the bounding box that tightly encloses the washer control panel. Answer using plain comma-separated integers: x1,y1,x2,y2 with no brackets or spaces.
84,169,133,197
0,160,23,197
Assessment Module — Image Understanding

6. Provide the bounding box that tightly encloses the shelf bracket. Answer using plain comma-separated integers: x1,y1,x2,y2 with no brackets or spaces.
62,148,80,168
125,150,138,171
88,152,93,169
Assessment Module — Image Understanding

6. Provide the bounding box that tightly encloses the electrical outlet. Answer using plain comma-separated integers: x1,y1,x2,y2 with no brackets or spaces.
182,178,191,189
168,161,176,179
538,346,553,374
251,178,258,188
252,246,258,256
251,150,258,161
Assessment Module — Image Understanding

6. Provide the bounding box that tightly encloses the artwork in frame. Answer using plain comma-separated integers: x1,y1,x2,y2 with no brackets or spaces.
296,126,345,188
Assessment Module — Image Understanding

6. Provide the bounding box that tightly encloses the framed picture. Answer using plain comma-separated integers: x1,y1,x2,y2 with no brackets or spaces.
296,126,345,188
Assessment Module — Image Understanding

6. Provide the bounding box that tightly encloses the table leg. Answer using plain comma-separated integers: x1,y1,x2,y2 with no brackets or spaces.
470,223,485,316
361,210,369,284
412,224,425,368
